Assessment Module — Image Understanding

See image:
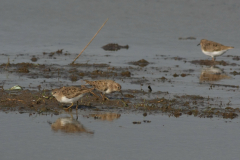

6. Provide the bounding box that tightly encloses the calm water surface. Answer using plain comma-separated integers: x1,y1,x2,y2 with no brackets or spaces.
0,111,239,160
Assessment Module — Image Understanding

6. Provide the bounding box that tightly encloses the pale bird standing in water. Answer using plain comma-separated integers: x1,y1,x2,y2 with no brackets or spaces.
197,39,234,61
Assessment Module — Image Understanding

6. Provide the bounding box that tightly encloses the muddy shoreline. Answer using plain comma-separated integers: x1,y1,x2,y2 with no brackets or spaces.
0,55,239,119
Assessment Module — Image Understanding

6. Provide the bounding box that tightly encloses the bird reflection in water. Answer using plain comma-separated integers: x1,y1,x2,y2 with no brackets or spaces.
89,112,121,121
51,115,93,134
200,66,230,82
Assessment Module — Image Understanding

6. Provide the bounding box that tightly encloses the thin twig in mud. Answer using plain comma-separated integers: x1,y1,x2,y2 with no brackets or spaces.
71,18,109,64
90,91,100,99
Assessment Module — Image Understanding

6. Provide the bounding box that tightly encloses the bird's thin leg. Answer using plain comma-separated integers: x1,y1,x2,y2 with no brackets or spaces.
76,101,78,110
65,103,74,110
212,57,215,61
90,91,100,99
100,93,105,100
103,94,109,101
101,93,109,101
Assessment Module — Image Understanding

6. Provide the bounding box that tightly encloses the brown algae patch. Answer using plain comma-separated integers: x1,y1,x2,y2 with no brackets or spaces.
70,75,78,82
79,73,85,77
230,71,240,76
56,49,64,54
31,56,38,62
1,62,43,74
124,94,135,98
132,121,141,124
129,59,149,67
43,49,65,57
18,67,29,73
181,73,189,77
222,112,238,119
172,57,186,61
227,55,240,61
1,63,46,73
178,37,196,40
102,43,129,51
121,71,131,77
173,73,179,77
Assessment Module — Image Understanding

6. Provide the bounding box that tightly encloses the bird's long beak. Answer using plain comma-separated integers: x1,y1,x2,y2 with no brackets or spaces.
197,43,200,46
48,95,54,99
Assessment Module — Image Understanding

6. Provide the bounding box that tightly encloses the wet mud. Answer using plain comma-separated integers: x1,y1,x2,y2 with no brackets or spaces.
0,87,239,119
0,51,240,120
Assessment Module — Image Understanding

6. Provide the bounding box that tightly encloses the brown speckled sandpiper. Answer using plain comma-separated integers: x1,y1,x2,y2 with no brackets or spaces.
52,86,93,109
197,39,234,61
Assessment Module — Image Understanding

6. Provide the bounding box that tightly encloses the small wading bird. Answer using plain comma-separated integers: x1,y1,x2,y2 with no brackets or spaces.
197,39,234,61
52,86,94,110
84,79,123,100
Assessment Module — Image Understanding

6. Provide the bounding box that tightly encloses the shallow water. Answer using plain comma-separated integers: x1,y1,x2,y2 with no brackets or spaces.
0,111,239,160
0,0,240,159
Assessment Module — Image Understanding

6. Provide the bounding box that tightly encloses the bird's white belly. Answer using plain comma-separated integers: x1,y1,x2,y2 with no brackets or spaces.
60,94,84,103
202,49,227,57
103,89,113,94
105,89,112,94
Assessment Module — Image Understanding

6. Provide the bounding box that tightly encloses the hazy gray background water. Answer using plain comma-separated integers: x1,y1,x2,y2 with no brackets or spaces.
1,0,240,159
0,0,240,61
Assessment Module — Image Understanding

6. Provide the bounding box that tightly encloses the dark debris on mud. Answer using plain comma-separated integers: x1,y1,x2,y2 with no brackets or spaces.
178,37,196,40
43,49,69,57
31,56,38,62
230,71,240,76
102,43,129,51
129,59,149,67
226,55,240,61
